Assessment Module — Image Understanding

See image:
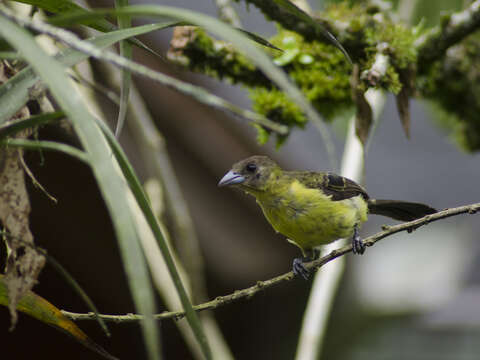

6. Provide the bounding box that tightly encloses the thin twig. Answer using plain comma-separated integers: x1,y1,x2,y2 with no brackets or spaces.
20,155,57,203
62,202,480,323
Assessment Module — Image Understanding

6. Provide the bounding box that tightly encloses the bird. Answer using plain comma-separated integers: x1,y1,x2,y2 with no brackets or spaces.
218,155,436,279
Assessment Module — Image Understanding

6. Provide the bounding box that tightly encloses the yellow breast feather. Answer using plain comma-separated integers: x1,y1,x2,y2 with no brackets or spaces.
257,180,368,252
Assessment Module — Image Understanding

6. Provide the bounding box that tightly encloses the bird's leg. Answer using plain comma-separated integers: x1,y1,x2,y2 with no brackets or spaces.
292,248,317,280
351,223,365,255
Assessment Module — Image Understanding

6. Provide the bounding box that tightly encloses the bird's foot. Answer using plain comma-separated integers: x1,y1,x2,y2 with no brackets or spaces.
351,224,365,255
293,257,311,280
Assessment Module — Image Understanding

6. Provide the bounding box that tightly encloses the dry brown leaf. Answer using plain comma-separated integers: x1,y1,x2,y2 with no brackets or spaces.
396,88,410,138
351,64,373,146
395,66,415,139
0,61,45,329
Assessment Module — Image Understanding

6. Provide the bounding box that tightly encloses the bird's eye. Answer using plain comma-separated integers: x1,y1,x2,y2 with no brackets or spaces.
245,163,257,172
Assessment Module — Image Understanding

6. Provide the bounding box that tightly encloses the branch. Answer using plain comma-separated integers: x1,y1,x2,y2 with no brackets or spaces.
213,0,242,27
233,0,335,43
62,202,480,323
167,26,271,88
416,0,480,72
361,43,390,87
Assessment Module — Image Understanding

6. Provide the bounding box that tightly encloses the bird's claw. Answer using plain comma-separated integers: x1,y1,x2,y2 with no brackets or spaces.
352,237,365,254
293,257,310,280
351,224,365,255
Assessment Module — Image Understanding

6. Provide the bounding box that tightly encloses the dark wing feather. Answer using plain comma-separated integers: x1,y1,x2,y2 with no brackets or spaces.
289,171,369,201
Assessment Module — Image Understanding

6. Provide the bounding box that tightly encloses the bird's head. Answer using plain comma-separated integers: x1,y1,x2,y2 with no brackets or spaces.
218,155,280,194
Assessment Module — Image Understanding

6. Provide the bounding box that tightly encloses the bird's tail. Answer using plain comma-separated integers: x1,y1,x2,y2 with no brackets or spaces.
367,199,436,222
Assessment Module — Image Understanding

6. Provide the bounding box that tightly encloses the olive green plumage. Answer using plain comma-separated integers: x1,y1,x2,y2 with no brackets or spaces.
218,156,436,278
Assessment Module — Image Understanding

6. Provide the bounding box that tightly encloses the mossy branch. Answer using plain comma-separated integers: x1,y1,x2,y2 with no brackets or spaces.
232,0,341,43
62,202,480,324
417,0,480,73
167,26,271,87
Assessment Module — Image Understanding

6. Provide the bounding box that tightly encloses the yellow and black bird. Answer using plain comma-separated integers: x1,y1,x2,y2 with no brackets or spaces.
218,156,436,279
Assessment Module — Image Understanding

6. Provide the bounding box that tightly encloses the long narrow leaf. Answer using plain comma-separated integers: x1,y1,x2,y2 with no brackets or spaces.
0,9,162,360
15,0,160,57
236,28,283,51
94,117,213,359
0,51,20,59
115,0,132,137
15,0,116,32
0,22,173,125
0,275,118,360
272,0,351,63
1,138,89,163
0,111,64,139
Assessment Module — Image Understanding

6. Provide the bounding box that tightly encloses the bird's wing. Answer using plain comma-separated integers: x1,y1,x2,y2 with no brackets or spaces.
290,171,369,201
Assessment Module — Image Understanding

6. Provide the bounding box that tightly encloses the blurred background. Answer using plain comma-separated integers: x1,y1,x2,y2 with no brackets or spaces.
1,0,480,359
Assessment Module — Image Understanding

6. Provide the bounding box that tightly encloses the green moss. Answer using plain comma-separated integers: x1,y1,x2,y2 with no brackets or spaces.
251,87,306,126
419,33,480,152
181,28,268,87
366,23,417,68
363,20,417,94
249,29,352,145
325,2,368,25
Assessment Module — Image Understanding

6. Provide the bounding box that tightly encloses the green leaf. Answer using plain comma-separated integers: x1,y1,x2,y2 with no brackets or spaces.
15,0,116,32
273,48,300,66
0,22,173,125
272,0,352,63
236,28,283,51
2,138,89,163
0,274,118,360
114,0,132,137
0,10,162,360
0,51,20,59
0,111,64,139
15,0,160,57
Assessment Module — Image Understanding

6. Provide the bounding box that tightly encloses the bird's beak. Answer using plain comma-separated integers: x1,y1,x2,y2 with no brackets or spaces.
218,170,245,187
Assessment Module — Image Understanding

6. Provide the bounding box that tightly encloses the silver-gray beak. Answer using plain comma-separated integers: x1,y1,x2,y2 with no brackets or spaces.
218,170,245,187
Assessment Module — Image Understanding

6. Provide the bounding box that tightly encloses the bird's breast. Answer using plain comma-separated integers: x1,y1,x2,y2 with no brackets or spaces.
256,180,368,251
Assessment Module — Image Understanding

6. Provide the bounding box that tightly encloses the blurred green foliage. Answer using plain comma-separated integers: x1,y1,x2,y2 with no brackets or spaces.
419,32,480,152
